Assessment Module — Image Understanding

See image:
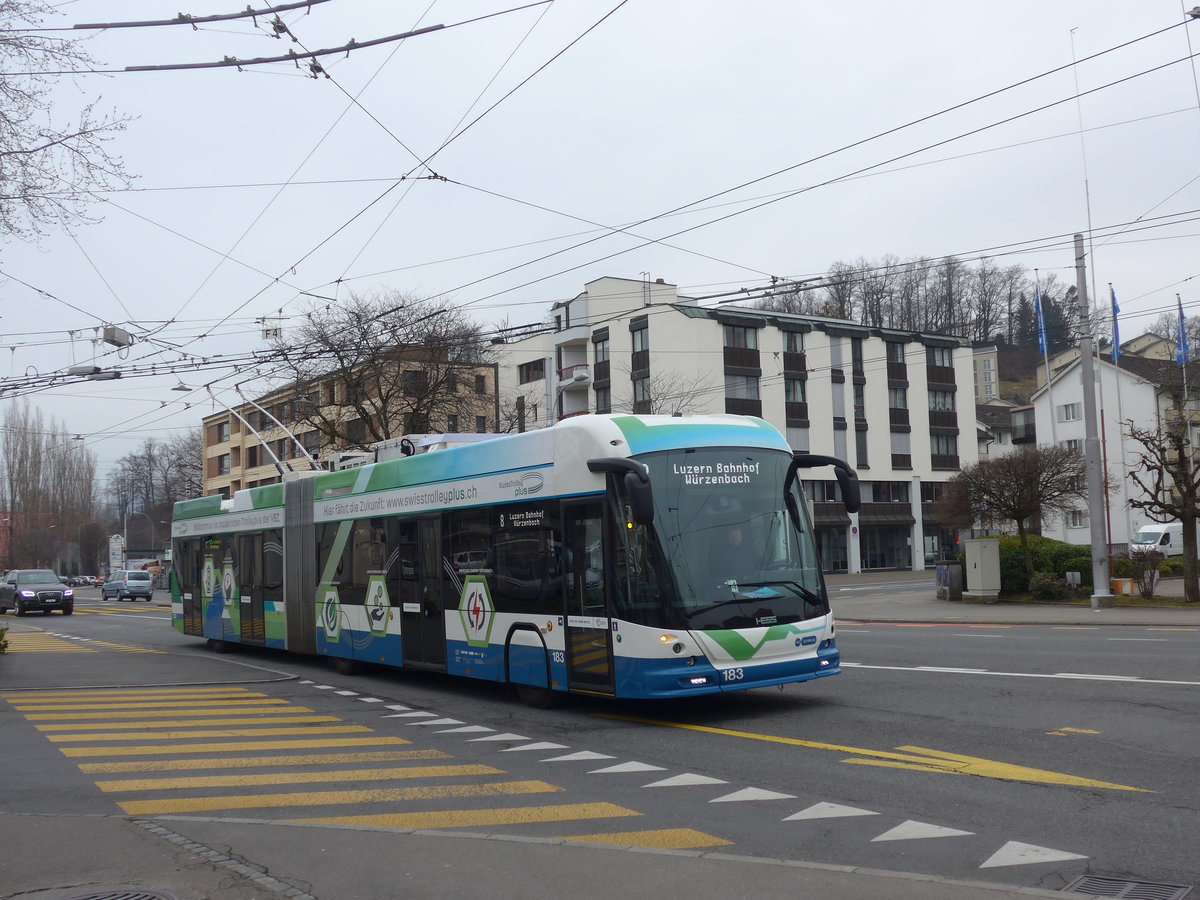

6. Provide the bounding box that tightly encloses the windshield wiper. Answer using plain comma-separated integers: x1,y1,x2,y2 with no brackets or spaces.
684,580,822,619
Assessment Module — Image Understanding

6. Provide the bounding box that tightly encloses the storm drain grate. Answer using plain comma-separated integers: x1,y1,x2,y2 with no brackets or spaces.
59,892,178,900
1064,875,1192,900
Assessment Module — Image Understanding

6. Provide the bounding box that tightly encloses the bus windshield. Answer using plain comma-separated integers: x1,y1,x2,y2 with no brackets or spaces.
638,446,827,630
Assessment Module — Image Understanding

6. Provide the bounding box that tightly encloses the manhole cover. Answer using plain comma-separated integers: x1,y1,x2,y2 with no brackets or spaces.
1064,875,1192,899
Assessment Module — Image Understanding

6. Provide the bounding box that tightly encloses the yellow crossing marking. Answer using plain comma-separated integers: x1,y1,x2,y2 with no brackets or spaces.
2,691,265,705
2,634,95,653
47,725,374,742
563,828,733,850
97,764,504,792
599,715,1154,793
78,750,450,774
37,716,341,731
10,699,293,711
7,690,270,701
1060,728,1101,734
60,736,411,757
117,780,562,815
23,706,316,720
294,802,637,830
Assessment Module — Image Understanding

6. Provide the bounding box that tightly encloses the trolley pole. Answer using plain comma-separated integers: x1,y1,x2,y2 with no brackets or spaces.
1075,234,1113,608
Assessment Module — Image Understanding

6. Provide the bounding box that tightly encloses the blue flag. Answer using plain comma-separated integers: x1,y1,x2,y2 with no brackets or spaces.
1110,287,1120,363
1178,297,1189,367
1035,285,1047,355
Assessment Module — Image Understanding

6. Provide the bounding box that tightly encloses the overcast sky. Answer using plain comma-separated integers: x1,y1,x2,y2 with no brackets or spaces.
5,0,1200,475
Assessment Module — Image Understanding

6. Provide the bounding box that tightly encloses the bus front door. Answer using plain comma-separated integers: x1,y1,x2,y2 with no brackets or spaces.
563,501,613,693
401,517,446,669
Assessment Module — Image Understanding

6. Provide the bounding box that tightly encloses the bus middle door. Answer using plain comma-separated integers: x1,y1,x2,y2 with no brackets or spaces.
563,500,613,693
400,517,446,669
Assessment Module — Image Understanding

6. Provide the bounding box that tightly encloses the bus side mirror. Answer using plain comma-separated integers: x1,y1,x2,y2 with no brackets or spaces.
588,457,654,526
790,453,861,514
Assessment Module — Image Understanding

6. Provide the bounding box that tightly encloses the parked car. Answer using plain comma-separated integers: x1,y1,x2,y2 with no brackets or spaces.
0,569,74,616
101,569,154,601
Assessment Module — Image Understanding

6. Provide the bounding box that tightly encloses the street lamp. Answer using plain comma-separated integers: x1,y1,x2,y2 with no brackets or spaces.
123,511,157,567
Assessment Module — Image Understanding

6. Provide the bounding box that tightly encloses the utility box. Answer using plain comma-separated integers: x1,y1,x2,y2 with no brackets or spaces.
963,539,1001,602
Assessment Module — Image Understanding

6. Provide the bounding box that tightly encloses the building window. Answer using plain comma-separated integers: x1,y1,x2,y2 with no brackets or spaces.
890,431,910,454
475,416,487,432
785,378,806,403
984,384,995,396
724,374,760,400
786,426,809,452
631,327,649,353
518,359,545,384
1062,438,1083,453
595,385,611,414
1068,509,1088,528
931,434,958,456
927,346,953,367
829,337,843,369
594,337,610,363
889,387,907,408
928,390,956,411
446,415,459,433
723,324,757,349
402,370,428,396
982,358,993,371
1058,402,1081,422
886,342,905,364
784,331,803,353
632,377,650,411
217,453,231,475
216,421,230,443
475,374,487,394
853,383,865,419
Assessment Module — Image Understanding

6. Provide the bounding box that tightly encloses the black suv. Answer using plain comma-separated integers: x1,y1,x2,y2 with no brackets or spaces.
0,569,74,616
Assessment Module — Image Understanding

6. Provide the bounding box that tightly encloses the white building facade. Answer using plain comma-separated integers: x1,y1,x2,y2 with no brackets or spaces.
497,276,977,573
1032,355,1193,551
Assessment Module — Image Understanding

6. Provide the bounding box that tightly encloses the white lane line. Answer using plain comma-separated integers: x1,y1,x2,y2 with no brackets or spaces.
952,634,1004,638
1107,638,1169,642
842,662,1200,686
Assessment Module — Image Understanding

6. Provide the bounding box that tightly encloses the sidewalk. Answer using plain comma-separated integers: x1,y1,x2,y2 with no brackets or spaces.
826,570,1200,626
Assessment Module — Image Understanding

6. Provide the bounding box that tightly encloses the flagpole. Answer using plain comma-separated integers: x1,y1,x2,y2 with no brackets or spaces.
1110,283,1131,551
1036,268,1057,443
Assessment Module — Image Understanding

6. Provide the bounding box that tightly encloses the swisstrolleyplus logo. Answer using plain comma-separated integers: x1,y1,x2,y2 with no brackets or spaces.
499,472,543,498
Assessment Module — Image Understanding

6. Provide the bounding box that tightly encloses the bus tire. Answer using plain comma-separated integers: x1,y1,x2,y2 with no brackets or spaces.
514,682,564,709
330,656,359,675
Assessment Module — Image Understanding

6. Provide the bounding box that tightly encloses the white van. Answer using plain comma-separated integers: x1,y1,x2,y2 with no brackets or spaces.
1130,522,1184,557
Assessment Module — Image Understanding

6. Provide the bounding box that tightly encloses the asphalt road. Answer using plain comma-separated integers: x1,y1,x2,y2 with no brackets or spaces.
1,589,1195,900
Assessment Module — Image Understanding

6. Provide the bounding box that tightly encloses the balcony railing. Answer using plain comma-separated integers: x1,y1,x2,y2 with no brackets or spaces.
557,363,590,383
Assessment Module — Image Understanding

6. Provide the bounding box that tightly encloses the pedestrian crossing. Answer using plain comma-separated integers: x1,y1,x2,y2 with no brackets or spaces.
0,686,724,850
0,683,1094,870
2,632,165,654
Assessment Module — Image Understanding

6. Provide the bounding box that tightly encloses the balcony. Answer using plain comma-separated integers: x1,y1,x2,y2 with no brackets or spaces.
891,453,912,469
889,408,910,427
931,454,960,471
557,363,590,389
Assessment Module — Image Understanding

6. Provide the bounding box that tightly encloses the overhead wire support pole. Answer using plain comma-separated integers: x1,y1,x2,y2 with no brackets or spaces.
1075,234,1113,609
74,0,335,30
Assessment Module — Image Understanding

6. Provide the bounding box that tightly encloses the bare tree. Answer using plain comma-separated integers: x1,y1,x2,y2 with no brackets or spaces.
0,0,132,239
613,363,717,417
937,445,1088,580
1125,392,1200,603
270,292,494,451
1,400,99,570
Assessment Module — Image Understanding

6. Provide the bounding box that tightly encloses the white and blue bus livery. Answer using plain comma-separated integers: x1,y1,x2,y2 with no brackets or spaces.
170,414,859,703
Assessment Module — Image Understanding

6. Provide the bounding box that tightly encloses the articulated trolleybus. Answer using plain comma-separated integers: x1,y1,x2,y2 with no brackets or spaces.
171,414,860,703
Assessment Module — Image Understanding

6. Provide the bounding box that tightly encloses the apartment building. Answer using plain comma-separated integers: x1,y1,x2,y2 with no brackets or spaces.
496,276,977,573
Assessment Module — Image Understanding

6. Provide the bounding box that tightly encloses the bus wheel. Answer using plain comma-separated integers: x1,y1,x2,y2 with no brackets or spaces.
514,682,563,709
207,638,233,653
330,656,359,675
